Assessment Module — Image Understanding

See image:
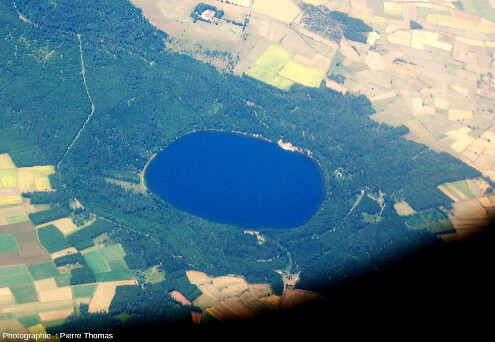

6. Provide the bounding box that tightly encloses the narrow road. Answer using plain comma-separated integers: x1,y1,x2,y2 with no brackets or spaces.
347,189,365,216
57,34,95,168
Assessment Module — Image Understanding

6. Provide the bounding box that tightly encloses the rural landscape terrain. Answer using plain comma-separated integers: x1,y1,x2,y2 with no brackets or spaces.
0,0,494,338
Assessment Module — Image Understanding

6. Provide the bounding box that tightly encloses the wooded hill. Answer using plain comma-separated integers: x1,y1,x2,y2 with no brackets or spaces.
0,0,480,326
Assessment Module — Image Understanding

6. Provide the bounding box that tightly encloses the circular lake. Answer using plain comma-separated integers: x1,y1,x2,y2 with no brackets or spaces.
144,131,325,229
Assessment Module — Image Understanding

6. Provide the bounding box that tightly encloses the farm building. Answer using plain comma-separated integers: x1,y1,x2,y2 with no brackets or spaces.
200,9,216,22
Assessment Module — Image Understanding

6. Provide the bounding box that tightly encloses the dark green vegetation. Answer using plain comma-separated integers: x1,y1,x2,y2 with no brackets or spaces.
404,209,455,235
0,0,480,327
54,252,86,267
300,4,373,43
410,20,423,30
66,219,115,250
28,206,71,226
38,224,70,253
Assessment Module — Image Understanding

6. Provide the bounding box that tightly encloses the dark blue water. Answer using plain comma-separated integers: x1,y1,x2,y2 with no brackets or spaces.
144,131,325,229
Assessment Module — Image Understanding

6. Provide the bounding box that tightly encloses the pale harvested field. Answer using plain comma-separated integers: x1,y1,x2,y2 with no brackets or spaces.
220,283,249,298
50,247,78,260
39,308,74,321
186,270,212,285
38,287,72,303
240,283,272,301
38,218,78,235
252,0,300,23
394,201,416,216
475,153,495,170
293,53,331,71
191,271,276,312
478,194,495,207
0,154,16,169
34,278,58,292
466,178,492,196
198,283,222,299
2,298,74,318
451,199,487,220
212,275,248,290
325,79,347,94
193,292,218,309
0,287,15,305
88,280,137,313
448,108,474,121
0,319,27,334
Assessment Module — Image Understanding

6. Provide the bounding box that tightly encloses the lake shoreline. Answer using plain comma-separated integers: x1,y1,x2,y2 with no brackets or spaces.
141,128,321,187
142,129,326,229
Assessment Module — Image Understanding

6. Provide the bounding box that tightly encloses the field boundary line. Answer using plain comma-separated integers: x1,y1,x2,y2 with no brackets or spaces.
57,34,95,168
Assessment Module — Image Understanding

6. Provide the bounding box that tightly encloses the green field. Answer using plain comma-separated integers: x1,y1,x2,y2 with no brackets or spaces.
450,180,475,199
6,215,29,224
100,244,126,262
95,270,134,282
55,273,71,287
72,283,98,298
100,244,130,272
278,60,326,88
18,315,41,329
0,168,17,187
0,265,33,287
38,224,70,253
461,0,495,22
404,209,455,234
0,233,20,253
143,267,165,284
245,44,295,90
28,262,60,281
441,183,464,201
82,250,111,273
328,51,352,75
10,283,39,304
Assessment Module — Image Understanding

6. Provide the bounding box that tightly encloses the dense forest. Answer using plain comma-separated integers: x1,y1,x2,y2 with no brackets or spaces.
0,0,481,327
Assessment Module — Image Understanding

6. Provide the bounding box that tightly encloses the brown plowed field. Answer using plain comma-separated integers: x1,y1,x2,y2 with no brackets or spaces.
0,221,51,267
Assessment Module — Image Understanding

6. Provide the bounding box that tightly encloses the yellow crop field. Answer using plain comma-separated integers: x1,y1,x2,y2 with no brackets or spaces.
411,30,453,51
448,108,474,121
252,0,300,23
35,177,51,191
278,60,326,88
17,166,54,192
384,2,403,16
0,169,17,188
245,44,294,90
0,154,15,169
451,137,475,153
0,195,23,206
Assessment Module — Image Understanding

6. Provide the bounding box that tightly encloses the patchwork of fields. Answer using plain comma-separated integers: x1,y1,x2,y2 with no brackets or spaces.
0,153,138,335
